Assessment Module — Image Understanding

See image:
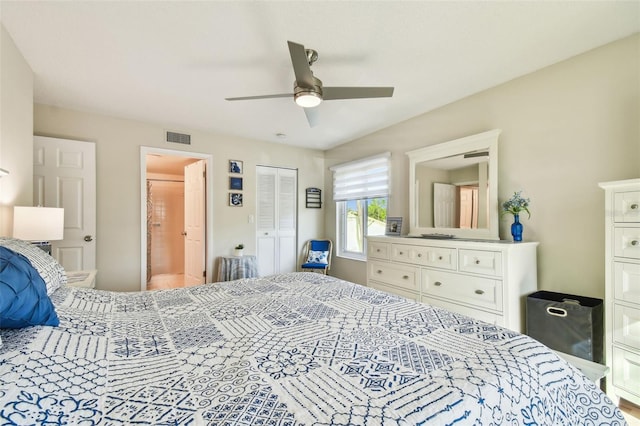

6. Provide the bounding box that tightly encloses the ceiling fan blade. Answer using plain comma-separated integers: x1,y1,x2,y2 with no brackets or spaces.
323,87,394,100
304,107,320,128
225,93,292,101
288,41,315,88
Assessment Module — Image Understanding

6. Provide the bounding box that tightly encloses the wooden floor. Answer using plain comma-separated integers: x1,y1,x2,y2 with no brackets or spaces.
147,273,202,290
621,399,640,425
145,272,640,423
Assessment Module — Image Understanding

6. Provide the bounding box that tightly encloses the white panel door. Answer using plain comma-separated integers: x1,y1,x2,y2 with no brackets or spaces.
184,160,206,285
256,166,297,276
33,136,96,271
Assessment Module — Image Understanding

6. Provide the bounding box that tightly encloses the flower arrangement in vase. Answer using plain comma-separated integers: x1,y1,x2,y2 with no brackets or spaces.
501,191,530,242
234,244,244,257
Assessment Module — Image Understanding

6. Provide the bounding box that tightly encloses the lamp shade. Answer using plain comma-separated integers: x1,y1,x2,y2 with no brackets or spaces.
13,206,65,242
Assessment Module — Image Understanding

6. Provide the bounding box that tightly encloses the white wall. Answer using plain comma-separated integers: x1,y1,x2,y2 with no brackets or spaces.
326,34,640,299
34,105,325,291
0,24,33,235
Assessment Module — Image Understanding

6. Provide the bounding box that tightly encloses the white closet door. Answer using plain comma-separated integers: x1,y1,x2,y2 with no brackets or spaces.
256,166,297,276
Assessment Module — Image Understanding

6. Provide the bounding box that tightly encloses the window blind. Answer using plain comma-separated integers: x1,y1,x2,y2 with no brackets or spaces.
330,152,390,201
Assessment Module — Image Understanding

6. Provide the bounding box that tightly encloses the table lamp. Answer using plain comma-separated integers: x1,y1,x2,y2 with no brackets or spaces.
13,206,65,255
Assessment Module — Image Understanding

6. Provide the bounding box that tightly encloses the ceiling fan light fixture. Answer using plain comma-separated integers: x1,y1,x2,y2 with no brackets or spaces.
294,91,322,108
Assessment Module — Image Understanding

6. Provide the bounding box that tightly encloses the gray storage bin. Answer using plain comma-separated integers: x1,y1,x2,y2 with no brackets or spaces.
526,291,603,363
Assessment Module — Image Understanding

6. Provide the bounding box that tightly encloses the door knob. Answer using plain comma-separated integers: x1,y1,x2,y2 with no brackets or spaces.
84,235,93,242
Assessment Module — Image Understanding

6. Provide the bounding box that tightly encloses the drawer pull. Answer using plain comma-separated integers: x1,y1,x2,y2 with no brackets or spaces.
417,253,422,257
632,240,639,246
475,289,485,295
399,251,404,255
376,248,381,252
475,259,480,265
438,256,443,260
631,203,639,210
402,275,409,279
377,270,383,274
434,281,442,286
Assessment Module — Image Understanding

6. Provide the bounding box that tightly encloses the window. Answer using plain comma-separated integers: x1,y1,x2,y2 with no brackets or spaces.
331,153,390,260
337,197,387,259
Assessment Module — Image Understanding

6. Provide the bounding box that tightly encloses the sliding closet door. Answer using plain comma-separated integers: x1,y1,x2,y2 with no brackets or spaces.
256,166,297,276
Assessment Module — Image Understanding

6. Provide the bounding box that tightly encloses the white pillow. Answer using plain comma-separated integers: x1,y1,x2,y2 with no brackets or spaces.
0,237,67,294
306,250,329,265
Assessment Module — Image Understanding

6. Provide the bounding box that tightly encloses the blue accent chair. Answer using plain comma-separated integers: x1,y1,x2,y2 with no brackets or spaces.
300,239,333,275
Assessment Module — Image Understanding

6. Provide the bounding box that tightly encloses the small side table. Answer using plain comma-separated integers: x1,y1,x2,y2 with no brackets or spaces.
66,270,97,289
217,256,258,281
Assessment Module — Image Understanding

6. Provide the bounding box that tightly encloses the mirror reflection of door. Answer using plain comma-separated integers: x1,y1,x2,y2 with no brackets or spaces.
458,186,479,229
145,154,205,290
433,183,456,228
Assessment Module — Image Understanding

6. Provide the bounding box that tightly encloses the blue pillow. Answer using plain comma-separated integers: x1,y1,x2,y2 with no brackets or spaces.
0,246,59,328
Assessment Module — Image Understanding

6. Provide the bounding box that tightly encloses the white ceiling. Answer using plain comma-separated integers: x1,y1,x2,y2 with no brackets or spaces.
1,1,638,150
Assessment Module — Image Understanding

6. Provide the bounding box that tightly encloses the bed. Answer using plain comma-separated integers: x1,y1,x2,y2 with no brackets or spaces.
0,240,626,425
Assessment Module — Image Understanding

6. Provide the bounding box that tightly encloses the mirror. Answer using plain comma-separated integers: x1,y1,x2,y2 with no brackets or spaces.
407,129,500,240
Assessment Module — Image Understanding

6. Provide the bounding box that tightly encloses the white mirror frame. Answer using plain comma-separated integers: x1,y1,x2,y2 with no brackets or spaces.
407,129,501,240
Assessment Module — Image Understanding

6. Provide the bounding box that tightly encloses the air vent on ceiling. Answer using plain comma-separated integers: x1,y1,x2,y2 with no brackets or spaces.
166,131,191,145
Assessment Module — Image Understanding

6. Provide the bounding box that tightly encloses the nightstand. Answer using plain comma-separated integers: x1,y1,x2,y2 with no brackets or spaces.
66,270,97,289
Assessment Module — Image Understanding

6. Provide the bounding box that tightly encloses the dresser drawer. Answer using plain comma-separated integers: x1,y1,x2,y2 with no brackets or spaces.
391,243,456,270
368,241,390,260
613,304,640,351
422,269,503,312
369,281,419,302
614,228,640,260
368,260,419,291
459,249,502,277
614,190,640,223
422,296,504,326
614,262,640,305
390,244,412,262
612,347,640,398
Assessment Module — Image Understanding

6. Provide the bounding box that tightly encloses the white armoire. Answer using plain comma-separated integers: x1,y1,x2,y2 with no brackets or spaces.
599,179,640,406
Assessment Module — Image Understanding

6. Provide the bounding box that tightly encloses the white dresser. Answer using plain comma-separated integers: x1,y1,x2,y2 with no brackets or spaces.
366,235,538,332
599,179,640,406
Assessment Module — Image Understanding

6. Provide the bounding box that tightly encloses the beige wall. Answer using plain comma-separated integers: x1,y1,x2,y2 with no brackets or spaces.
326,34,640,298
0,24,34,235
34,105,325,291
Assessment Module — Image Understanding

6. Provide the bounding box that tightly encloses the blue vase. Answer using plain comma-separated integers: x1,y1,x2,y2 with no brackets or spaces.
511,214,523,242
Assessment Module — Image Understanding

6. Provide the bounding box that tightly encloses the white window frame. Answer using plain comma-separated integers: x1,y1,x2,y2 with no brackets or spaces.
336,197,388,261
331,152,391,261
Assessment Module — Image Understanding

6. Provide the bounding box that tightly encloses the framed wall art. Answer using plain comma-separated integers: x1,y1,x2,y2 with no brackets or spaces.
229,160,243,174
229,177,243,190
229,193,243,207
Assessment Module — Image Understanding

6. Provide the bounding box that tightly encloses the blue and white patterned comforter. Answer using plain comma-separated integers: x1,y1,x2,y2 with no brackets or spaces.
0,272,625,425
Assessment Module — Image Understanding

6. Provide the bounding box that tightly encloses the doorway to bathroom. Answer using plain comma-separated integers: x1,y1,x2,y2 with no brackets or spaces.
140,147,214,291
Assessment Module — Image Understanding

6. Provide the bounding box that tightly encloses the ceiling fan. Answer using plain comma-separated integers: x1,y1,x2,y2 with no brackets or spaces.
225,41,394,127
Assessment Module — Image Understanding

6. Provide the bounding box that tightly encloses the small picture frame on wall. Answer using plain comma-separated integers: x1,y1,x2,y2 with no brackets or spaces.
229,160,243,174
229,193,243,207
385,217,403,236
229,177,243,190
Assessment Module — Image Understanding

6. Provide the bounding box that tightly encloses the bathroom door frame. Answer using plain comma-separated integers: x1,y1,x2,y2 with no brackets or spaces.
139,146,214,290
